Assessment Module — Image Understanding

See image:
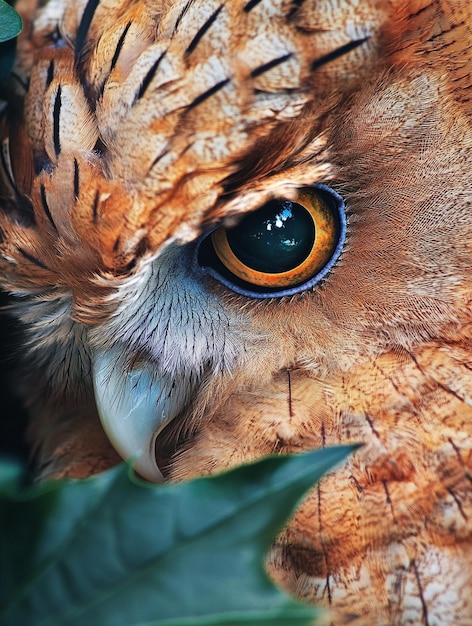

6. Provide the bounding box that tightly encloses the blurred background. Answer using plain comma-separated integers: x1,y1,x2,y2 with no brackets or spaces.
0,290,28,461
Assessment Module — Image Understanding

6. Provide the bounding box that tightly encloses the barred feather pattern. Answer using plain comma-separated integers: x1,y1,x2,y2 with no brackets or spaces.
1,0,472,623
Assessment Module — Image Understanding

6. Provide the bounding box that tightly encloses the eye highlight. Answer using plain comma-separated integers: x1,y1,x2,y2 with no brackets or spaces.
197,184,346,298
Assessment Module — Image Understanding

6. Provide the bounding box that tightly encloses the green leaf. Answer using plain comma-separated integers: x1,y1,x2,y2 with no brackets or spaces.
0,445,357,626
0,1,22,44
0,2,21,85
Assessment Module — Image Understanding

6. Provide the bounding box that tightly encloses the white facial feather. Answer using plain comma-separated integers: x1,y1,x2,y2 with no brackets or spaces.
89,244,254,377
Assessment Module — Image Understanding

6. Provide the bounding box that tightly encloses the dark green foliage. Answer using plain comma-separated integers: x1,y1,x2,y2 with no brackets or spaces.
0,446,357,626
0,1,22,84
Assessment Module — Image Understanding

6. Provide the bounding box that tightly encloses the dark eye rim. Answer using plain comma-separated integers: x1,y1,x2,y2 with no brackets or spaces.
194,183,346,299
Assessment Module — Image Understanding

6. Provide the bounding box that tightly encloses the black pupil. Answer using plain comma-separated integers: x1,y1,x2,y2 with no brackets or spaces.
226,199,315,273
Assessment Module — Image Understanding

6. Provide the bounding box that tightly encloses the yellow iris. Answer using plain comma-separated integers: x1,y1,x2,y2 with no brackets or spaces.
211,188,340,289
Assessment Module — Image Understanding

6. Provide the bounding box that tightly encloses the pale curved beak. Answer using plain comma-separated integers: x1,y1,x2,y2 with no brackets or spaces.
92,345,190,482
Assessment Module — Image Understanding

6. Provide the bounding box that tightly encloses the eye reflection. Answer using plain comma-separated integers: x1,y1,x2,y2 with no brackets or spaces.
225,200,316,274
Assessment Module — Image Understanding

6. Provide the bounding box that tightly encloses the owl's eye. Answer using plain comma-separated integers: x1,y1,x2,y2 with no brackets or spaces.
197,184,346,298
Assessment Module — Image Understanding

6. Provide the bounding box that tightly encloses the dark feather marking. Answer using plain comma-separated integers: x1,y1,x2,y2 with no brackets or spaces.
185,5,223,56
320,420,326,446
287,0,307,18
53,85,61,158
365,414,382,440
382,480,397,523
447,487,469,521
0,142,18,193
75,0,101,65
99,22,132,97
311,37,369,71
46,59,55,87
110,21,131,74
40,183,58,232
250,53,293,78
148,148,170,174
287,370,293,418
187,78,230,110
174,0,193,34
17,247,48,270
411,352,468,405
244,0,263,12
409,4,434,19
134,235,149,259
254,86,297,95
412,561,430,626
316,484,332,605
73,158,79,200
92,189,100,223
134,51,167,102
448,437,472,483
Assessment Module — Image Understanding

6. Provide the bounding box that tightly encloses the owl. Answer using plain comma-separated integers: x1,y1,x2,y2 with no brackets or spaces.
1,0,472,623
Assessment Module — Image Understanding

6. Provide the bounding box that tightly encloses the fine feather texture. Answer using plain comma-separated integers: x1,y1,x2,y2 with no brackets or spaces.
1,0,472,623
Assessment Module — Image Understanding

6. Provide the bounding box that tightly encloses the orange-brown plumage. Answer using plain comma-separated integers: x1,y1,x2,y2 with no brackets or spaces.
1,0,472,623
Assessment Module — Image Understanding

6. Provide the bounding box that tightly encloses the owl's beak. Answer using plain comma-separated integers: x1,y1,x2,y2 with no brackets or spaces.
92,345,189,482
